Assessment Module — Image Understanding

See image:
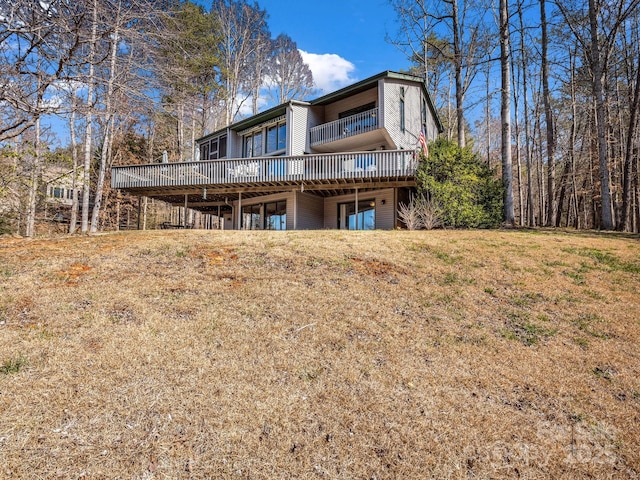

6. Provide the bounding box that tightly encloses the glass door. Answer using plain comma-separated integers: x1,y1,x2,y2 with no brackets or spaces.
339,200,375,230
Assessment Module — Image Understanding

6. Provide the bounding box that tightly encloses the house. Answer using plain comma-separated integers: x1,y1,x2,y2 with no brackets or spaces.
44,167,82,208
111,71,442,230
42,166,83,223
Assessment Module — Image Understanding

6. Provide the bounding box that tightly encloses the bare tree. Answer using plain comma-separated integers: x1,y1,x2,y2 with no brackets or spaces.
557,0,640,229
267,34,314,105
388,0,487,147
213,0,269,124
500,0,514,225
540,0,557,226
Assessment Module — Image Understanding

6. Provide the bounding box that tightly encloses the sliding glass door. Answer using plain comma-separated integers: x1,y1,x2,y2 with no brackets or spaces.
339,200,375,230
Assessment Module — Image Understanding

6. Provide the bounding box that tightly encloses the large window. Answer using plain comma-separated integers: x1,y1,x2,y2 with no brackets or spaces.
241,204,261,230
266,122,286,154
339,200,376,230
338,102,376,119
265,200,286,230
244,131,263,158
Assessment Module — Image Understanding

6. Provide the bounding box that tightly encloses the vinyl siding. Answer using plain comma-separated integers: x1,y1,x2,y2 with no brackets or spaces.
324,88,378,122
295,192,324,229
382,80,425,150
289,104,309,155
228,130,243,159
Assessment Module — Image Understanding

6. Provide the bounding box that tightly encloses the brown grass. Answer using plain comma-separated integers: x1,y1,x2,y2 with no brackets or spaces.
1,228,639,479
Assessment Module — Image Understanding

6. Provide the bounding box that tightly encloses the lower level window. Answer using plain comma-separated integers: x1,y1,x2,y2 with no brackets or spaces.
265,200,286,230
339,200,375,230
241,204,261,230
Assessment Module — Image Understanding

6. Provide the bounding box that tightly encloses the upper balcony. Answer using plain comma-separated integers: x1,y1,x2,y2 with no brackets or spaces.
111,150,417,196
309,107,386,152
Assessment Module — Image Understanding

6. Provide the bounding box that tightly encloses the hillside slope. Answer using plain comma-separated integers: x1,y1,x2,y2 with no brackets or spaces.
1,229,639,478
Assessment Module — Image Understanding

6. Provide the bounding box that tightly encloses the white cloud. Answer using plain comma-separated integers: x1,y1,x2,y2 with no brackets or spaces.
299,51,357,95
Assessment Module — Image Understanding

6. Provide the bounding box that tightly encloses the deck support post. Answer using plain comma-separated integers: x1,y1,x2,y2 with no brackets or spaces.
355,187,359,230
238,192,242,230
293,189,298,230
184,195,188,228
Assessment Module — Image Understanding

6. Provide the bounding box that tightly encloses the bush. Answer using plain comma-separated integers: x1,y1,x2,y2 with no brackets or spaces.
398,193,442,230
416,138,503,228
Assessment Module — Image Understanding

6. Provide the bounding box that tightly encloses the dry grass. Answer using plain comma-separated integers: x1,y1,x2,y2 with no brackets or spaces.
1,228,639,479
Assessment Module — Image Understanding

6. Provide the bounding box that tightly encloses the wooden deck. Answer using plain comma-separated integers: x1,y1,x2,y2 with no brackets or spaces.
111,150,418,203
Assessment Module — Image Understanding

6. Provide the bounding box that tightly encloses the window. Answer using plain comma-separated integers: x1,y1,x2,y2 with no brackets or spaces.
244,135,253,157
243,131,263,158
265,200,286,230
199,142,209,162
400,87,406,133
421,97,427,126
266,122,287,154
53,187,63,199
241,204,262,230
219,135,227,158
199,135,227,160
338,200,376,230
338,102,376,119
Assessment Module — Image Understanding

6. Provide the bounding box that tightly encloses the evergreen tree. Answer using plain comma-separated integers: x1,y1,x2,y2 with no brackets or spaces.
416,138,504,228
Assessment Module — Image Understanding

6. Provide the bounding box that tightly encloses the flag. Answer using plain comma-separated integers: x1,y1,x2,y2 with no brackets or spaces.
418,129,429,157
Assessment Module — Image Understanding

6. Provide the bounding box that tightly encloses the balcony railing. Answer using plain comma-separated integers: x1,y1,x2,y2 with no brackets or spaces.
309,107,379,146
111,150,417,190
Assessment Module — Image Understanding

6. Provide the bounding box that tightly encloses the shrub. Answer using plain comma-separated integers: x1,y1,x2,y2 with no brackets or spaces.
397,193,442,230
416,138,503,228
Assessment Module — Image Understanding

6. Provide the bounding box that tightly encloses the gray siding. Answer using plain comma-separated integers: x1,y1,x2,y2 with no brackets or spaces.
324,88,378,122
295,192,324,229
228,130,243,159
375,188,396,229
289,104,310,155
382,80,426,150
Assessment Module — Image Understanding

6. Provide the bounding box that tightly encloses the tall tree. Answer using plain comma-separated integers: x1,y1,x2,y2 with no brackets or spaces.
540,0,556,226
388,0,487,147
500,0,515,225
212,0,270,124
557,0,640,229
267,34,314,105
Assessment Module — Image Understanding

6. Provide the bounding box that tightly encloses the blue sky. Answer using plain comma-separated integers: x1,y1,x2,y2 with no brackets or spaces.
200,0,410,94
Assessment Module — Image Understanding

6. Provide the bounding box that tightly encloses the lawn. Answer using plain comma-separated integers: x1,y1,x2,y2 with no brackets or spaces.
1,229,639,478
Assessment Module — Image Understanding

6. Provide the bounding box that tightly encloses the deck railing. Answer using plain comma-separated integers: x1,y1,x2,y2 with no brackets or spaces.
309,107,379,146
111,150,417,190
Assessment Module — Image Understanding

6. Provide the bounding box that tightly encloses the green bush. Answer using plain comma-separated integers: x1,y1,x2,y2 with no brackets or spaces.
416,138,504,228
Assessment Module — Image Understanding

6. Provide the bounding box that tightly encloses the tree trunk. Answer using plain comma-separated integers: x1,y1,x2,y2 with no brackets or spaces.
91,3,121,233
540,0,556,226
589,0,614,229
452,0,466,148
25,116,41,237
621,48,640,231
69,89,79,234
81,0,98,234
500,0,515,226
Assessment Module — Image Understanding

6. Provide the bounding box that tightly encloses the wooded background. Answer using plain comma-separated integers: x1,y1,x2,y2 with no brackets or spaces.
1,0,639,235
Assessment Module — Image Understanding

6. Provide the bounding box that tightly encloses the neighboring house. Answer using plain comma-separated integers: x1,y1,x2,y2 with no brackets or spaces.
44,167,82,208
41,167,84,226
111,71,442,230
